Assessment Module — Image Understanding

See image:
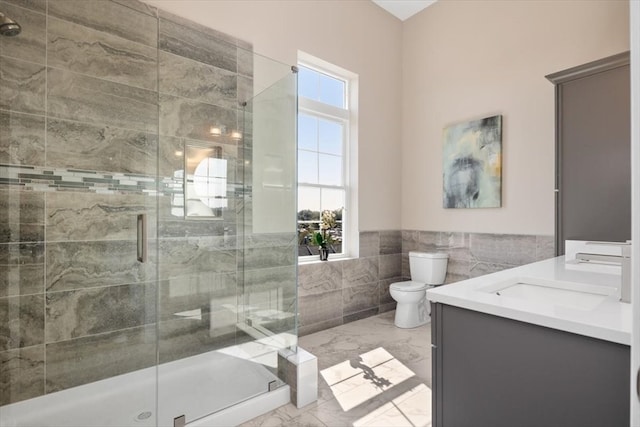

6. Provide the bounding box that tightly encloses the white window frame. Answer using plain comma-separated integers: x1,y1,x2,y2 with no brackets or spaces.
297,51,359,262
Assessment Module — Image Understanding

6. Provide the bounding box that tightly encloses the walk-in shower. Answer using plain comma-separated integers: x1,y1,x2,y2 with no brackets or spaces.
0,1,298,426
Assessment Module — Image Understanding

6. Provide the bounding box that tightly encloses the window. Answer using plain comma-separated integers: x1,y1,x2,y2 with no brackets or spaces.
297,55,357,260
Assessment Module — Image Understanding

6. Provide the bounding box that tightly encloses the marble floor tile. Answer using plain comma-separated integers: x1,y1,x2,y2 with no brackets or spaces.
241,407,327,427
306,377,428,427
352,383,432,427
320,347,401,386
325,357,415,411
241,310,431,427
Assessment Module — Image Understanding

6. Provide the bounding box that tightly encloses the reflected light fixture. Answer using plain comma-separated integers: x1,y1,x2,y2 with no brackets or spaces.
209,124,242,140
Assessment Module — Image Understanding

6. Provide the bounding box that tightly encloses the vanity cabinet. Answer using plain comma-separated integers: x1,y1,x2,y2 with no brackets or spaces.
431,303,629,427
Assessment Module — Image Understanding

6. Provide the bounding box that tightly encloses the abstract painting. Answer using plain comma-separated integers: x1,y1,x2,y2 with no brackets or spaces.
443,115,502,208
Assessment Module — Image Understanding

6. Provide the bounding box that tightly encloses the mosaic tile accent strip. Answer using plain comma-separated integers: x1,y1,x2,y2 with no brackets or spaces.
0,164,252,199
0,164,163,194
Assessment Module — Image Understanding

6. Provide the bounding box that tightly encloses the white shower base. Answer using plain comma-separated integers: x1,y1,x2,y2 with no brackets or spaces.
0,349,290,427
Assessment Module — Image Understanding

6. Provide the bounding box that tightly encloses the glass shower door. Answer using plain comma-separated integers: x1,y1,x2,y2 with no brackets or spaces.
0,1,159,425
1,2,298,426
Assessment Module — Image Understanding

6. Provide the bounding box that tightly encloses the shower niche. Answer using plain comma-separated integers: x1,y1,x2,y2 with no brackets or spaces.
0,1,298,426
183,143,228,219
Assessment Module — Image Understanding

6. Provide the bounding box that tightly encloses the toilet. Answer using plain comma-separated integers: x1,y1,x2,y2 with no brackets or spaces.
390,251,449,328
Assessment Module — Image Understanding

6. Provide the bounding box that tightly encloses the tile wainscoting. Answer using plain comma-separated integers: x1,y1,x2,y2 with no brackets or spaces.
297,230,555,336
297,231,403,336
402,230,556,284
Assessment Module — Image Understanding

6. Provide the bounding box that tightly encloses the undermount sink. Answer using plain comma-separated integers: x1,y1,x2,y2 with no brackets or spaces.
479,277,617,311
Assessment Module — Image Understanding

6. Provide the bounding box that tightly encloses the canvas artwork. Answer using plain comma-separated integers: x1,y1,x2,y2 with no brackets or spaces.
443,115,502,208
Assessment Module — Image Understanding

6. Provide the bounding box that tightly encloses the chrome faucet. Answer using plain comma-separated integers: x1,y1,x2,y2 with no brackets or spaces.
575,241,632,303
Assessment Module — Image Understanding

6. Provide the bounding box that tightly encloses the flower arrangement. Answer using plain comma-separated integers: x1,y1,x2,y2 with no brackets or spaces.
313,210,337,260
313,210,337,247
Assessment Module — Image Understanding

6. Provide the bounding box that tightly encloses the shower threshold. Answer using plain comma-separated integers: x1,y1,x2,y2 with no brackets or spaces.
0,350,290,427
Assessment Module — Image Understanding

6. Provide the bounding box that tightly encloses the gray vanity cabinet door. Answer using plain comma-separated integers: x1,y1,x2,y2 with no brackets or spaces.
432,303,629,427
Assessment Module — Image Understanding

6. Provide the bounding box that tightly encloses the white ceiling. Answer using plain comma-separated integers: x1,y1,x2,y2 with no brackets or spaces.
372,0,437,21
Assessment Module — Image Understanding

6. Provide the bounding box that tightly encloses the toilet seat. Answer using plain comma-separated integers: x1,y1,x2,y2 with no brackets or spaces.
390,281,428,292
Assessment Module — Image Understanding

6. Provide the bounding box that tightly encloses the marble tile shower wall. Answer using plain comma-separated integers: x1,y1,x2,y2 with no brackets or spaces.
297,230,555,336
0,0,294,407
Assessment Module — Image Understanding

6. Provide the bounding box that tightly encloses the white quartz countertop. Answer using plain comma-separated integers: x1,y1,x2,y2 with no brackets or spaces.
426,256,631,345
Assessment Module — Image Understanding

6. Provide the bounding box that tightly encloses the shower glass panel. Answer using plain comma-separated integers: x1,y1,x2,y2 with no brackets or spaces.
239,62,298,362
1,1,297,427
155,44,298,423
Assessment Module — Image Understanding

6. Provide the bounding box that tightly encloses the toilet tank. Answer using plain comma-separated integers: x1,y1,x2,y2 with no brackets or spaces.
409,251,449,285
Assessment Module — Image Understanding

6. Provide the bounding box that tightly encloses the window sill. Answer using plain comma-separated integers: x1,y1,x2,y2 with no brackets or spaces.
298,255,355,265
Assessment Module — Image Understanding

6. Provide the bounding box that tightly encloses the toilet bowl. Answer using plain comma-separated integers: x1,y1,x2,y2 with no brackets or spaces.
390,252,448,328
390,281,429,328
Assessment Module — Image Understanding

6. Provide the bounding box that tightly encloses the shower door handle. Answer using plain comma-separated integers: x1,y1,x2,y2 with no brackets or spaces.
137,214,147,263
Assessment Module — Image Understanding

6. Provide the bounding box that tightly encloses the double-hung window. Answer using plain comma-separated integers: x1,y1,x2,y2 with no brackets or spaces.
297,58,354,260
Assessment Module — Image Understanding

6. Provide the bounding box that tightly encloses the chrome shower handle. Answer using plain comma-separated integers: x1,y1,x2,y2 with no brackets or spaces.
137,214,147,263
